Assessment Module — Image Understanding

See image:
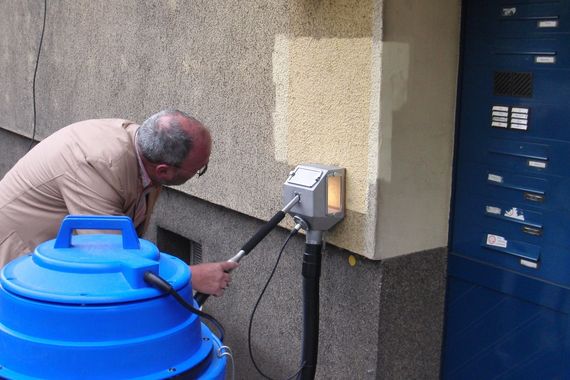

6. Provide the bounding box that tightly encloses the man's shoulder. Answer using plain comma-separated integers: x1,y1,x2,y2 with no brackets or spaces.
65,118,136,134
61,118,139,169
62,119,141,193
61,119,137,148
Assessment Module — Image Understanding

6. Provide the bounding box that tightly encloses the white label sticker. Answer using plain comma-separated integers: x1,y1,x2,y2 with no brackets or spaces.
538,20,558,28
493,106,509,112
511,107,528,114
535,56,556,64
486,206,502,215
504,207,525,221
511,113,528,120
528,160,547,169
487,234,508,248
492,122,508,128
520,259,538,269
493,111,509,117
488,174,503,183
510,123,528,130
493,116,509,122
511,118,528,125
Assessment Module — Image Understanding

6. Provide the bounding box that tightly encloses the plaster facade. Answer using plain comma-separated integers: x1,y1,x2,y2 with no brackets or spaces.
0,0,460,260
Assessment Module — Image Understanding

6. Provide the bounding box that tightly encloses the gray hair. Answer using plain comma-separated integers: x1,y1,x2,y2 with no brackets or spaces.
136,110,193,166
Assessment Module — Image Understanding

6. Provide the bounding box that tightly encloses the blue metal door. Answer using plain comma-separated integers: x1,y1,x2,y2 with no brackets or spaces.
444,0,570,378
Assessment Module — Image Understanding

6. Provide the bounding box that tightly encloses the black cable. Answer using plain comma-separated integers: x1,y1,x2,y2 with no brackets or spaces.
248,226,304,380
143,271,225,342
195,210,288,306
29,0,47,152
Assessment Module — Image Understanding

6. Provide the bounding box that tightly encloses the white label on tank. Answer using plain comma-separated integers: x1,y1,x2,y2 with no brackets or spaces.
493,111,509,117
487,234,508,248
520,259,538,269
493,106,509,112
528,160,547,169
535,56,556,64
488,174,503,183
512,107,529,114
511,119,528,125
486,206,502,215
538,20,558,28
511,113,528,120
493,116,509,122
492,122,508,128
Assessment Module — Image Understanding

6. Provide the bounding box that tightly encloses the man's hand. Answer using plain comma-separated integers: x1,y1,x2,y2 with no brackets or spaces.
190,261,240,297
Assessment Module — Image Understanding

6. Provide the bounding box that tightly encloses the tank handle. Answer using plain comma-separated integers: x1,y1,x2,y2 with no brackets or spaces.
54,215,140,249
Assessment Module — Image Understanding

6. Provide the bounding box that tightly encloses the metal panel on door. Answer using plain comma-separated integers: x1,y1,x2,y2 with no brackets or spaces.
444,0,570,378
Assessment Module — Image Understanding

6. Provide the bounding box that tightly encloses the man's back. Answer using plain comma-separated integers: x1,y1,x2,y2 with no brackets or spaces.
0,119,142,266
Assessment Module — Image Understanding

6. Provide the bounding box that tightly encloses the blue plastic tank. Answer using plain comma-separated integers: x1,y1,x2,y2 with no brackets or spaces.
0,215,226,379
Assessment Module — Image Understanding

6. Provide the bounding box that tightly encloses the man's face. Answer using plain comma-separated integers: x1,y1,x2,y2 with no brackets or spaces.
161,131,211,186
164,161,208,186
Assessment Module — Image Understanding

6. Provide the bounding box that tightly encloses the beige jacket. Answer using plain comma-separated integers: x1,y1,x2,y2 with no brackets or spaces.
0,119,159,267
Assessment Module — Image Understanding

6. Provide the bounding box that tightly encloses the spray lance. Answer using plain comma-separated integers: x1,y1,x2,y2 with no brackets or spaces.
195,164,346,380
193,194,301,305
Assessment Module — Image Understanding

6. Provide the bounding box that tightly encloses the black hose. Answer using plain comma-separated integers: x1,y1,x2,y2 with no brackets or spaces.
242,211,286,253
194,289,210,306
195,210,287,306
143,271,225,342
300,243,323,380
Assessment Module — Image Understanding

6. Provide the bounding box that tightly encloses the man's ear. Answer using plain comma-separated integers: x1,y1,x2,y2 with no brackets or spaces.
154,163,174,181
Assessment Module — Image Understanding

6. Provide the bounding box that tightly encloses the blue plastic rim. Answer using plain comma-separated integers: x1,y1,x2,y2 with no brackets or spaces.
1,215,187,304
0,215,226,379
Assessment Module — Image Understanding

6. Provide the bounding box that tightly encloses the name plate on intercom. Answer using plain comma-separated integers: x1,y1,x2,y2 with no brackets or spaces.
491,105,530,131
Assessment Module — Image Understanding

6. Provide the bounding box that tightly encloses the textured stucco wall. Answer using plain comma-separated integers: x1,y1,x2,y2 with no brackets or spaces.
0,0,289,220
0,0,459,260
0,0,383,257
375,0,460,259
0,0,460,260
275,1,379,256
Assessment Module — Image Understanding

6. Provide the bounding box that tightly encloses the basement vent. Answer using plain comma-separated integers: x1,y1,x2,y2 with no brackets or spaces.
494,71,533,97
191,241,203,265
157,227,203,265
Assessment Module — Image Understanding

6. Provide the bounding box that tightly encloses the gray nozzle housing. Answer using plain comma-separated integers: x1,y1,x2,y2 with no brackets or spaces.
282,164,346,231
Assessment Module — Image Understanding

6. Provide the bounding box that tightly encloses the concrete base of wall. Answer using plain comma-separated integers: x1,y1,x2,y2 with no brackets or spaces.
0,128,32,177
0,130,448,379
148,188,448,379
376,247,447,379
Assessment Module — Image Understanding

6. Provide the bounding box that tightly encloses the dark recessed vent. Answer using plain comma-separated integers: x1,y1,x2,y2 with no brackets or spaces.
190,241,203,265
157,227,203,265
494,71,533,97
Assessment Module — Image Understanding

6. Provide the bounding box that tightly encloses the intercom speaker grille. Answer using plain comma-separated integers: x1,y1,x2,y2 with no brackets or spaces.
494,71,533,97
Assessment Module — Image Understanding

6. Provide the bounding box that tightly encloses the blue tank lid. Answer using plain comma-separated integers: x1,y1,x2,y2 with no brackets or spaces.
0,215,189,304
